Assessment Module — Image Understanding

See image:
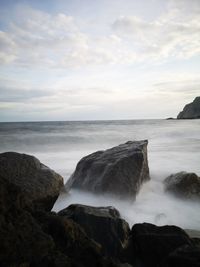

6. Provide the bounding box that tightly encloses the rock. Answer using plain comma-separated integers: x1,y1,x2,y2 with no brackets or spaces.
124,223,193,267
0,152,64,211
66,140,150,199
118,264,133,267
177,96,200,119
0,175,56,267
58,204,130,258
161,244,200,267
0,174,75,267
185,229,200,239
34,210,116,267
166,117,175,120
0,174,119,267
164,172,200,199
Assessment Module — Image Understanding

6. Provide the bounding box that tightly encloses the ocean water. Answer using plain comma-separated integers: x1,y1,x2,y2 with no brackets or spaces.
0,119,200,230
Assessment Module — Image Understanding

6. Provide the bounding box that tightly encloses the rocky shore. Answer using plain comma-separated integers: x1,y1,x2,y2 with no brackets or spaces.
0,144,200,267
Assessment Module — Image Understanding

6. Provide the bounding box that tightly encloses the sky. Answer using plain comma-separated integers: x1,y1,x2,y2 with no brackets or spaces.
0,0,199,121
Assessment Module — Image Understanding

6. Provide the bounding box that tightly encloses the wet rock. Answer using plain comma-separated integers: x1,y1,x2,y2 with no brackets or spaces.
0,152,64,211
66,140,150,199
58,204,130,258
34,210,115,267
164,172,200,200
0,174,118,267
161,244,200,267
0,175,55,267
124,223,193,267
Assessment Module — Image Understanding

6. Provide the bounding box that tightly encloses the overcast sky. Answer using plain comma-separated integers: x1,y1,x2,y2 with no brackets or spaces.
0,0,199,121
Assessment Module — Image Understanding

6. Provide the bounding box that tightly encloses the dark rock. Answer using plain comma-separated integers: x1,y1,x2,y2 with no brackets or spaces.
164,172,200,199
0,152,64,211
185,229,200,239
177,96,200,119
166,117,175,120
34,210,116,267
66,140,150,199
58,204,130,258
118,264,133,267
0,174,119,267
125,223,193,267
0,175,55,267
161,244,200,267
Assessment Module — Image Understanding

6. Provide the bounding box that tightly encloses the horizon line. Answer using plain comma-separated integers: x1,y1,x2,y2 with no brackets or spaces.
0,118,171,123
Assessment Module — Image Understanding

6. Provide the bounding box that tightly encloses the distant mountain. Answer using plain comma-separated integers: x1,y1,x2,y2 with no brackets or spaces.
177,97,200,119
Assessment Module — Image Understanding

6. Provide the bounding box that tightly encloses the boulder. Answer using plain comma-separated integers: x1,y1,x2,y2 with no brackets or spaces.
58,204,130,258
124,223,193,267
66,140,150,199
177,96,200,119
34,211,115,267
161,244,200,267
0,174,55,267
0,175,119,267
0,152,64,211
164,172,200,199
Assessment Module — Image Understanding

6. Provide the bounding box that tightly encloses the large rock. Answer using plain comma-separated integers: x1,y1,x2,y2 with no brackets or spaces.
58,204,130,258
34,211,115,267
0,152,64,211
161,244,200,267
177,96,200,119
66,140,150,199
164,172,200,199
0,174,56,267
124,223,193,267
0,174,119,267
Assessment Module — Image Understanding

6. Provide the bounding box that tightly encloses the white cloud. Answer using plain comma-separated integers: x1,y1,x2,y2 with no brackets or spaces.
112,1,200,60
1,68,199,121
0,76,55,103
0,1,199,121
0,31,17,64
0,6,126,68
0,6,89,67
0,1,199,69
168,0,200,15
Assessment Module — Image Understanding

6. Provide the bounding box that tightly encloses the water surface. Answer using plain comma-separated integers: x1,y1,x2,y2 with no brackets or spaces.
1,119,200,229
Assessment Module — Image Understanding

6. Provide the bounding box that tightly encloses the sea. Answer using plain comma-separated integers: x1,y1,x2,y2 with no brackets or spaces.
0,119,200,230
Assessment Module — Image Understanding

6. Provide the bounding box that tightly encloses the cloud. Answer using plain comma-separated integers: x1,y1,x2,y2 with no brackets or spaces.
1,1,199,69
0,31,17,64
0,6,87,67
153,79,200,96
112,16,158,36
0,76,56,103
112,1,200,60
1,71,199,121
0,74,118,110
0,5,125,68
168,0,200,15
0,87,54,102
0,1,199,121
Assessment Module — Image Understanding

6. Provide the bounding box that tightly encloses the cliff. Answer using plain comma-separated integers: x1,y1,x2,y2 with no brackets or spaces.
177,97,200,119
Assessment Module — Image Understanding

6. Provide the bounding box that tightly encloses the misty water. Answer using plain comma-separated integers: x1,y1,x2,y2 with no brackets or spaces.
0,119,200,230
